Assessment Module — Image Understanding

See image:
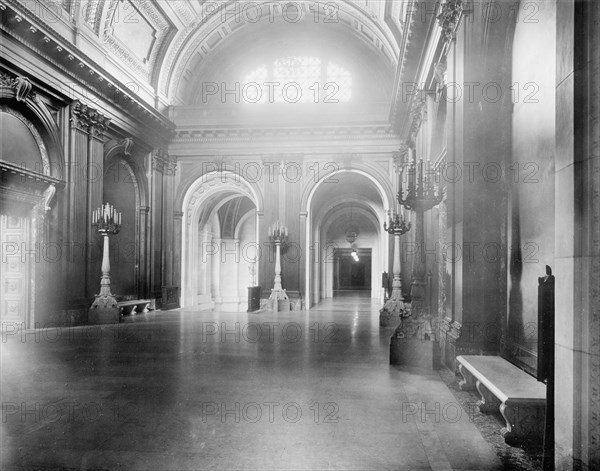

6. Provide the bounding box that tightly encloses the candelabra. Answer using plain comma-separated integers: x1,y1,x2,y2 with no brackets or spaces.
398,152,443,317
88,203,122,324
268,221,290,312
379,210,411,327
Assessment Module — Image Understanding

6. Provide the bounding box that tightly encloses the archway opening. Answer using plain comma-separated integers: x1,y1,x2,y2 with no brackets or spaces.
181,173,260,311
0,105,55,328
306,170,389,309
103,157,140,298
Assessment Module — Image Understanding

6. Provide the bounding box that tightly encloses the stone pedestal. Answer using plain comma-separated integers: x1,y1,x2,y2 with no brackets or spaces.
88,294,120,324
390,317,440,368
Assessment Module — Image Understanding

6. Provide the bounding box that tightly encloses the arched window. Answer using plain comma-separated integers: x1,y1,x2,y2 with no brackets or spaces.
243,56,352,104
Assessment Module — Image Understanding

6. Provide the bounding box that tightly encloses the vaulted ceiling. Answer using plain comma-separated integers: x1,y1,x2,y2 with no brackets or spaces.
45,0,407,106
4,0,438,135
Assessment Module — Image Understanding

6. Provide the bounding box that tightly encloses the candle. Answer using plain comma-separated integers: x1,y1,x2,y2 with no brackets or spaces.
398,165,403,195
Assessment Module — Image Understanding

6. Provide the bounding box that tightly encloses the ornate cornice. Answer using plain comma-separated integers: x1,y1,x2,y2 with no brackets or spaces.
0,0,175,137
173,124,398,143
388,0,437,129
70,100,111,137
0,160,63,187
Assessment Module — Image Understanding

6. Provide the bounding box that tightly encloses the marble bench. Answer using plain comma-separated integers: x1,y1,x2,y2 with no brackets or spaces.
117,299,152,316
456,355,546,446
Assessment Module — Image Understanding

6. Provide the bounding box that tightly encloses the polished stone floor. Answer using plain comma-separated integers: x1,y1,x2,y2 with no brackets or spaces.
1,294,503,470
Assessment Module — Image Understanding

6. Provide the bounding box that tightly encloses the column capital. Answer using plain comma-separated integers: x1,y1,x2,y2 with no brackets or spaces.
152,148,177,175
70,99,111,137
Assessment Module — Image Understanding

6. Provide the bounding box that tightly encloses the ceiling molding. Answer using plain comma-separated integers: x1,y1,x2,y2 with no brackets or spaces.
0,0,175,137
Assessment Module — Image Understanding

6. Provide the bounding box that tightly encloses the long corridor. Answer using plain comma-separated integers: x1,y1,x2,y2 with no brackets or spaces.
1,297,502,470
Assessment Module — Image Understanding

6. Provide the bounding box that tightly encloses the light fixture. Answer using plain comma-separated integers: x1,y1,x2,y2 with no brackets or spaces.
345,203,359,245
351,248,359,262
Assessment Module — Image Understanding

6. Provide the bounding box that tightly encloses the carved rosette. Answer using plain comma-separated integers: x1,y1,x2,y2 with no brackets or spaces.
437,0,463,44
70,100,111,137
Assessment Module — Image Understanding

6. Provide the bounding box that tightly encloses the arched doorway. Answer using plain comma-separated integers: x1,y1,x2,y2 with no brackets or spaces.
303,169,392,308
103,156,143,298
0,83,64,328
180,171,262,311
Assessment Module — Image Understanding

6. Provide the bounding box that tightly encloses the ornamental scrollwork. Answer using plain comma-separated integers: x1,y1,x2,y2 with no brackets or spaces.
0,72,34,102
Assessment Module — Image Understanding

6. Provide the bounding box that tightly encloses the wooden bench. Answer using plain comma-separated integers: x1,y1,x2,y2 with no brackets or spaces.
117,299,152,316
456,355,546,446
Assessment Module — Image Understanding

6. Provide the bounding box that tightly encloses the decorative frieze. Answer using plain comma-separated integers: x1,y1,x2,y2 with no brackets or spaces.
69,100,111,137
174,124,397,142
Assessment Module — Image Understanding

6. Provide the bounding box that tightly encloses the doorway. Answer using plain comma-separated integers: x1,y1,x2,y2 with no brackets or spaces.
333,248,372,294
0,214,31,326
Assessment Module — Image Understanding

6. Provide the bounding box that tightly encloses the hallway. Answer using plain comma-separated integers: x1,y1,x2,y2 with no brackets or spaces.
2,298,502,470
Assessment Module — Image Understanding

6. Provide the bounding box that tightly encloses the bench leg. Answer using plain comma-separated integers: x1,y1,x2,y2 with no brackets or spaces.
457,364,476,391
475,380,501,413
121,305,135,316
135,303,149,313
500,402,546,446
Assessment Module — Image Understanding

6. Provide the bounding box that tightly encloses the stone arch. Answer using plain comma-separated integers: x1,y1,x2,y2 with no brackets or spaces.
102,139,150,297
0,75,64,181
179,169,263,308
0,74,66,327
302,167,393,307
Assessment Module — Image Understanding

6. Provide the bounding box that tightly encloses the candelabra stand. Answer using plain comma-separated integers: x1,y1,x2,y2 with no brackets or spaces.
268,221,290,312
379,210,411,327
398,158,443,318
88,203,122,324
